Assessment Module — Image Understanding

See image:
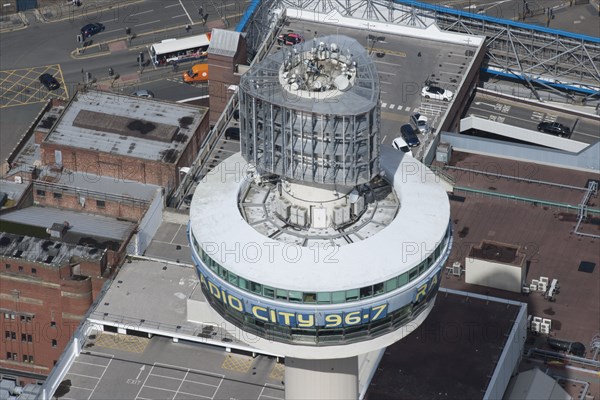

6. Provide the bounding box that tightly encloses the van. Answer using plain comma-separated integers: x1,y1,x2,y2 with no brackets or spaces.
183,63,209,83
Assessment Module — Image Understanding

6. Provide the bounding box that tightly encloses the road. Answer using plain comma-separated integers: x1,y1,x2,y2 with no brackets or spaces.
0,0,251,162
467,94,600,144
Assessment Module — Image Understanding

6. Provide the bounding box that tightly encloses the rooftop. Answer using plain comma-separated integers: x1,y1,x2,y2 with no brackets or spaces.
189,148,450,292
0,231,105,268
367,289,523,400
241,35,380,115
45,256,524,400
42,90,207,164
208,28,243,57
1,206,136,246
37,169,161,203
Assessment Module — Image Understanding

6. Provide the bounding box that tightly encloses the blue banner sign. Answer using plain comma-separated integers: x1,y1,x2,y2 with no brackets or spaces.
198,271,389,328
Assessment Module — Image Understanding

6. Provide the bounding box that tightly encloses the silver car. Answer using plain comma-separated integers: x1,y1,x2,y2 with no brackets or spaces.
130,90,155,98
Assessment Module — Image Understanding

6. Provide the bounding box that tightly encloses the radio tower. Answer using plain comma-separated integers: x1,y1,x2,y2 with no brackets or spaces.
188,35,451,399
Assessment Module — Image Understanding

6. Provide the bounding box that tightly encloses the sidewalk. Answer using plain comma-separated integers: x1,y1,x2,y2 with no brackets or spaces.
0,12,28,33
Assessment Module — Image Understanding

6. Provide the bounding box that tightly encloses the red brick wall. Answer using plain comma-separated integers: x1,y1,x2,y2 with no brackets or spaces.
40,145,177,190
0,254,105,377
33,185,148,222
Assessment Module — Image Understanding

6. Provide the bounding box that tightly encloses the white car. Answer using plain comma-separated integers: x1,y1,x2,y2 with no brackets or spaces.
412,113,431,134
392,137,413,157
421,85,454,101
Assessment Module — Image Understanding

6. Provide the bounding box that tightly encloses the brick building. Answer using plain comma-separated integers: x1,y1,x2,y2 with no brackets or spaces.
38,90,209,196
0,232,107,382
207,29,247,124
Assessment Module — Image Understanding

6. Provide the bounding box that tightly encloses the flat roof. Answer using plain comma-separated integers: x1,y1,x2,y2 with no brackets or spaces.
0,231,105,268
189,147,450,292
440,151,600,346
1,206,136,245
38,169,161,202
88,258,245,346
367,288,522,399
43,90,207,163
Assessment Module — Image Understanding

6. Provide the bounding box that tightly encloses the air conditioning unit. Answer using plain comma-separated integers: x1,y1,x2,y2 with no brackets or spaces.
533,316,542,324
540,322,550,334
542,318,552,330
531,321,541,333
540,276,549,285
451,262,461,276
529,283,537,292
527,314,532,329
522,286,531,294
538,281,547,292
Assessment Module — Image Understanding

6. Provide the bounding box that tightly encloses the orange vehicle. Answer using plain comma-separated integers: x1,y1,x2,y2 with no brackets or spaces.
183,63,209,83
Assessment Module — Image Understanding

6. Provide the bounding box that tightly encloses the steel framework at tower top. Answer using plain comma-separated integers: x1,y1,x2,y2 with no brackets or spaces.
239,0,599,100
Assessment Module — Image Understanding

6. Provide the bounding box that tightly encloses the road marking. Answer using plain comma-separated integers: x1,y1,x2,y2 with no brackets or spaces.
177,95,209,103
103,28,122,34
178,0,193,25
57,64,68,99
134,20,161,27
390,104,395,109
172,14,186,18
381,102,387,108
373,60,399,67
130,9,154,16
165,3,180,8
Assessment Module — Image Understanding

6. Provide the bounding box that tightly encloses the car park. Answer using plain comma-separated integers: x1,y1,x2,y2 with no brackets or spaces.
421,85,454,101
81,23,104,37
537,122,571,138
392,137,413,157
225,127,240,140
39,73,60,90
401,124,420,147
277,33,304,45
130,90,155,98
412,113,430,134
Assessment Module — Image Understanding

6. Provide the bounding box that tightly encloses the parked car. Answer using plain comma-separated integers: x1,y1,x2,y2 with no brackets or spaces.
537,122,571,138
80,23,104,37
277,33,304,46
401,124,420,147
392,137,413,157
130,90,155,98
39,73,60,90
225,127,240,140
421,85,453,101
412,113,430,134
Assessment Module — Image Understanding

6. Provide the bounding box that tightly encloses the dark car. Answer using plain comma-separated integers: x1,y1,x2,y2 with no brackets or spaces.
277,33,304,46
225,127,240,140
39,73,60,90
537,122,571,138
401,124,420,147
81,23,104,37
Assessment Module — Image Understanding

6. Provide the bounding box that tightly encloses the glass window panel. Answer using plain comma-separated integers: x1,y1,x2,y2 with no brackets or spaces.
374,282,384,295
419,262,427,274
228,273,238,286
238,277,248,289
276,289,288,300
250,281,262,294
317,292,331,304
289,291,302,303
218,266,227,279
408,267,419,281
360,286,373,299
332,291,345,304
263,286,275,298
346,289,359,302
303,292,316,303
385,277,397,292
398,273,408,286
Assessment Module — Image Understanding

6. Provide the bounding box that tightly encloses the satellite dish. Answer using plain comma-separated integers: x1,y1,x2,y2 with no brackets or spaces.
334,75,350,91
